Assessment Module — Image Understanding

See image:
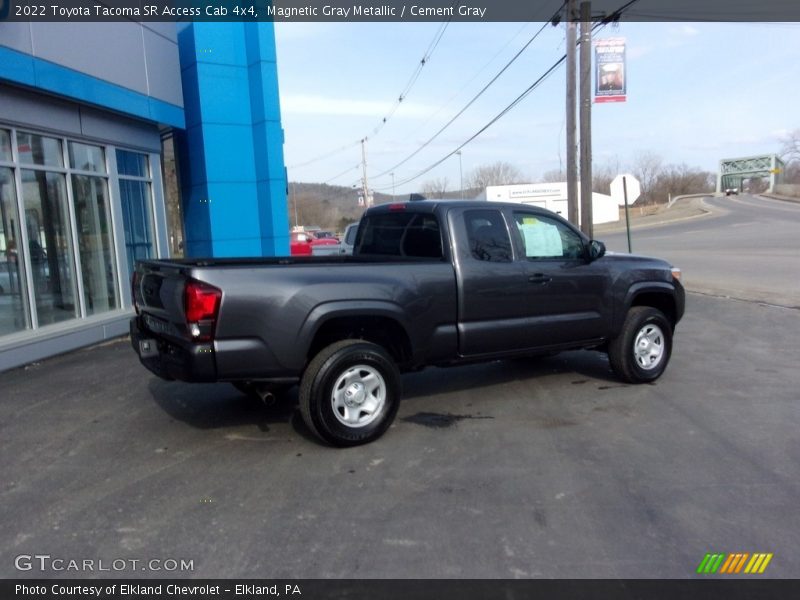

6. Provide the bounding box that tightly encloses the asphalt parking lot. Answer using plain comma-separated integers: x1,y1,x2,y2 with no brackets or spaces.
1,291,798,579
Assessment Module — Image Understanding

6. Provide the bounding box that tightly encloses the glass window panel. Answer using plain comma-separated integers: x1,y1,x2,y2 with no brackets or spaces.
464,209,512,262
72,175,118,315
68,142,106,174
0,167,30,335
17,132,64,168
119,178,155,276
0,129,11,162
513,212,585,259
116,149,149,178
21,170,78,325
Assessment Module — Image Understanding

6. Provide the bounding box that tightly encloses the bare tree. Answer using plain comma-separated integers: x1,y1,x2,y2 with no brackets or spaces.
466,161,524,189
540,168,566,183
653,163,714,200
780,129,800,163
592,156,622,194
631,151,664,204
421,177,449,199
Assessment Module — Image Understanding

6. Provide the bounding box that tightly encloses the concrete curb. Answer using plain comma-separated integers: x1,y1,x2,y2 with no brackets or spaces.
758,193,800,205
595,195,718,235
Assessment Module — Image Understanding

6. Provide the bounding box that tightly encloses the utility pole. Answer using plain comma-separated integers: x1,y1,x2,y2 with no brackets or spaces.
360,138,372,207
391,172,395,200
579,0,593,238
566,0,578,227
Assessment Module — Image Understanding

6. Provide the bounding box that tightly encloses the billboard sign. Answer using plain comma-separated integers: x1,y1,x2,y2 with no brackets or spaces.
595,38,626,103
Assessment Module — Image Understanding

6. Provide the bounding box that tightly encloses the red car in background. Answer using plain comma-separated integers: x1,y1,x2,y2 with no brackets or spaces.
289,231,341,256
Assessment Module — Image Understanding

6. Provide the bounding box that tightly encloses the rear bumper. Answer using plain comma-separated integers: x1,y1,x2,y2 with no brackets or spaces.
130,317,217,382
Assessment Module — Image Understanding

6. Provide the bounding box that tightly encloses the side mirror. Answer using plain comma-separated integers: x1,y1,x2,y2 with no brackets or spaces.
588,239,606,261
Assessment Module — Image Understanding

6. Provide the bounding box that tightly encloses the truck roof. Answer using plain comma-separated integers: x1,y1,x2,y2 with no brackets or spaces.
365,199,556,215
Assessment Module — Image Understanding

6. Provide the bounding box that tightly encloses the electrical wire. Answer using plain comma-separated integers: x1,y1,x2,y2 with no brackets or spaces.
322,164,360,185
287,140,361,171
370,2,568,181
286,5,457,171
369,2,459,138
372,0,641,191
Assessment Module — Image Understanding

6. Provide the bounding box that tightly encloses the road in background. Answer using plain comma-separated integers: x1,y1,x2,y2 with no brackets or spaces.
1,292,798,578
601,194,800,308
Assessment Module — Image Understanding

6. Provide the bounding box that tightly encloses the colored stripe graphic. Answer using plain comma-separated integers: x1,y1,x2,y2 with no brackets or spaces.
719,554,736,574
699,552,772,575
734,553,750,573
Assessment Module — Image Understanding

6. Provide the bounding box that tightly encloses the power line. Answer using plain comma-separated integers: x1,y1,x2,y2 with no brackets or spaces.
369,12,457,138
371,2,567,181
322,164,360,185
375,21,620,191
402,23,532,137
287,140,361,171
286,9,456,171
374,0,640,192
374,55,568,191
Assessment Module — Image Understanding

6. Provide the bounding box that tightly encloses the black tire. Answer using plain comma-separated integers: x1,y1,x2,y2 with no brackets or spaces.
608,307,673,383
299,340,401,447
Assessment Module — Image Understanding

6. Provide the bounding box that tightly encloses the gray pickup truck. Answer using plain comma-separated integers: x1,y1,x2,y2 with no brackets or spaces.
131,200,684,446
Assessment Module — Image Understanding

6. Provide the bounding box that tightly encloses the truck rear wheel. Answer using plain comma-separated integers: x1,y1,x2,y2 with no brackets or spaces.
299,340,401,447
608,307,673,383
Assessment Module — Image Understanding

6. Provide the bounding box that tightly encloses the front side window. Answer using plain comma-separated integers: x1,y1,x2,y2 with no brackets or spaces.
513,212,585,259
464,209,512,262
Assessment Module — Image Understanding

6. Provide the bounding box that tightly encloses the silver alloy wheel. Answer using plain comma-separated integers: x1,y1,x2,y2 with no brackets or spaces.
331,364,387,428
633,323,665,370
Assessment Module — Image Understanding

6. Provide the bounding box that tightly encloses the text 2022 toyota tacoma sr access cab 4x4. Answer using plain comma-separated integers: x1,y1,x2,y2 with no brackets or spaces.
131,201,684,446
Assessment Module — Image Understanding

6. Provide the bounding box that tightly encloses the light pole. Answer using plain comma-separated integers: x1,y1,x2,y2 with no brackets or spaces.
456,150,463,199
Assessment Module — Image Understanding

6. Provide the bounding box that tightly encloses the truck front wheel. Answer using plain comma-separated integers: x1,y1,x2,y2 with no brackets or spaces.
299,340,401,447
608,307,673,383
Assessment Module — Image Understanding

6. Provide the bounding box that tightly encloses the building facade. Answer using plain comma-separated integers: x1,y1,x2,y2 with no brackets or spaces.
0,22,288,371
482,182,620,225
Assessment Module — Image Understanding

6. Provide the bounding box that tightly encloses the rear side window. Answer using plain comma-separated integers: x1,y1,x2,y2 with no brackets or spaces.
464,209,512,262
355,213,442,259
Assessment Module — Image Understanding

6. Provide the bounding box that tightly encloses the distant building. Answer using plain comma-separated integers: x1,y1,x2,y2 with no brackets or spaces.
479,182,620,225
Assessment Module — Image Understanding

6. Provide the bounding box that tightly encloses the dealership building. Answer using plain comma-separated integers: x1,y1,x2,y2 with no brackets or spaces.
0,22,289,371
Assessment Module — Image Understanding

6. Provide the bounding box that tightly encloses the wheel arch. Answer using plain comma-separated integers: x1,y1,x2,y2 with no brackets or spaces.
621,283,679,331
301,302,413,367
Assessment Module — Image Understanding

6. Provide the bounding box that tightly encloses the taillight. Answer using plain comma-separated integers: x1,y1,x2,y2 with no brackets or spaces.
184,280,222,341
131,271,140,315
388,203,407,211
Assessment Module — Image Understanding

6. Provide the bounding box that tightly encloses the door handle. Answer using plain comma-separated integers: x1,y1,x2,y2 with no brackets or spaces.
528,273,552,284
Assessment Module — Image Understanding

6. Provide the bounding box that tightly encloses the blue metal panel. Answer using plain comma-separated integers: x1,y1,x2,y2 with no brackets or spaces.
202,124,257,183
193,62,252,125
0,47,36,86
0,46,185,128
177,22,288,259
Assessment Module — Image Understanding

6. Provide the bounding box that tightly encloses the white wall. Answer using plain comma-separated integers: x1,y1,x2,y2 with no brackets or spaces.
484,182,620,225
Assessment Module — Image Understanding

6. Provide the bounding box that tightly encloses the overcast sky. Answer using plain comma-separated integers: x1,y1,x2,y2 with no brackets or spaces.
274,21,800,195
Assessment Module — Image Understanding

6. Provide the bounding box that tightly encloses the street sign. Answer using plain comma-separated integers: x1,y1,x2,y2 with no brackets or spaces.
770,168,782,174
610,174,641,206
